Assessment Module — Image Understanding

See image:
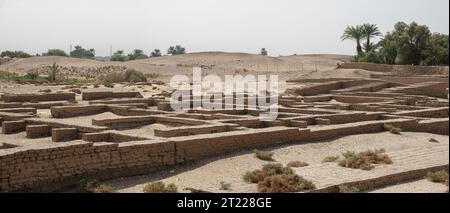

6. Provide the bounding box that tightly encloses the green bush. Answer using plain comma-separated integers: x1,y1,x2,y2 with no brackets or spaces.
47,49,68,57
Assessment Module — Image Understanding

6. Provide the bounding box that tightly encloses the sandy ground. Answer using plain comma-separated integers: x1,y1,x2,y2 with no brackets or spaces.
106,132,449,193
0,53,357,82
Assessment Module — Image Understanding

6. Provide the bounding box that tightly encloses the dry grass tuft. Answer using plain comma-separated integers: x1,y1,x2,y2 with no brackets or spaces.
338,185,360,193
322,156,340,163
429,138,439,143
383,124,402,135
254,149,274,161
338,149,392,171
426,171,449,184
143,181,178,193
244,164,315,193
287,161,309,168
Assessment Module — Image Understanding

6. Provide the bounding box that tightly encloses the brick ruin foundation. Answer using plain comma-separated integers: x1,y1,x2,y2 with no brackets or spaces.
0,77,448,192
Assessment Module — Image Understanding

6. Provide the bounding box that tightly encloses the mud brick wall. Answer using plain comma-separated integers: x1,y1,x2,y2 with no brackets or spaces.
52,128,79,142
393,107,449,118
0,108,37,114
92,116,155,128
400,82,448,99
0,140,175,192
23,102,67,109
26,125,51,138
90,98,152,106
171,127,302,162
51,105,108,118
307,119,418,141
0,103,23,109
82,91,142,100
2,93,76,103
154,124,234,137
338,62,449,75
413,118,449,135
333,95,392,103
378,76,449,85
2,120,26,134
311,112,382,124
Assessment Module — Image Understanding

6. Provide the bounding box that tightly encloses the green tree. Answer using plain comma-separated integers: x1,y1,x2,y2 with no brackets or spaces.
70,45,95,59
167,45,186,55
362,23,382,52
127,49,148,60
1,50,32,58
151,49,162,57
341,25,365,55
260,48,268,56
422,33,449,65
47,49,68,57
110,50,128,62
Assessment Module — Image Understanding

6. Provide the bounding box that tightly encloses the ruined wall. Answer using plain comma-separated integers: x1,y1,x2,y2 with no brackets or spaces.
1,117,448,192
338,62,449,76
1,93,76,103
0,140,174,192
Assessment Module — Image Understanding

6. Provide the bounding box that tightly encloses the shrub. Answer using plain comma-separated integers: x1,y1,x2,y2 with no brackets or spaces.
47,49,68,57
338,149,392,171
322,156,340,163
383,124,402,135
429,138,439,143
254,150,274,161
257,174,315,193
143,181,178,193
426,171,449,183
79,179,116,193
219,181,231,191
101,69,147,83
287,161,308,168
257,175,300,193
338,185,360,193
243,164,294,183
92,184,117,193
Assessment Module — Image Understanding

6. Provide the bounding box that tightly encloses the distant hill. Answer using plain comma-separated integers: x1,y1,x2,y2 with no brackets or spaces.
0,52,353,80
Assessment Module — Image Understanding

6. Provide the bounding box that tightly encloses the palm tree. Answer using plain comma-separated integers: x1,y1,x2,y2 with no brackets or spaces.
362,23,382,52
341,25,364,55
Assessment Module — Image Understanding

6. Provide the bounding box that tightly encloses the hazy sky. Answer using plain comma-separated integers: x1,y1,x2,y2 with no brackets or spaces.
0,0,448,56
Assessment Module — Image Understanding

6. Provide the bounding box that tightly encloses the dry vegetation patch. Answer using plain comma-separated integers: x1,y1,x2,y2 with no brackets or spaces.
426,171,449,184
254,149,275,161
338,185,360,193
244,164,315,193
287,161,309,168
338,149,392,171
143,181,178,193
383,124,402,135
322,156,340,163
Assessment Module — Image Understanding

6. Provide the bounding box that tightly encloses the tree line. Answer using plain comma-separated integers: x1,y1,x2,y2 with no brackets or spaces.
342,22,449,66
0,45,188,61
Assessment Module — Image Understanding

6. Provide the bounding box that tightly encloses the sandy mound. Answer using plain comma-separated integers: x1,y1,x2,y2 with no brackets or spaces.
0,52,353,81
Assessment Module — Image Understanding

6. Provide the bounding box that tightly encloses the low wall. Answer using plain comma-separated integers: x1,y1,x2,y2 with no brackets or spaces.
51,105,108,118
392,107,449,118
82,91,143,100
338,62,449,75
1,93,76,103
1,116,448,192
